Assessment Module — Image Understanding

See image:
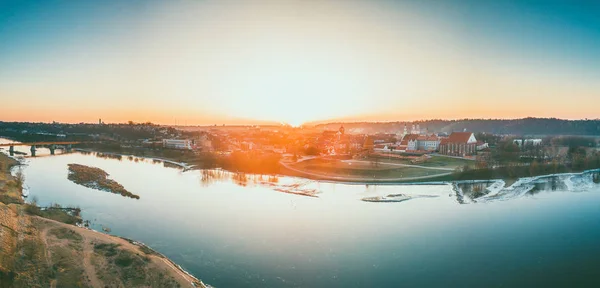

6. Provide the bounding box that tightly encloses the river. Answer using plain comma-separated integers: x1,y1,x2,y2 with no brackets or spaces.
2,138,600,287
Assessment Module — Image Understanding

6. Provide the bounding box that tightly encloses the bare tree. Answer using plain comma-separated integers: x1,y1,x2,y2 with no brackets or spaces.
14,169,25,190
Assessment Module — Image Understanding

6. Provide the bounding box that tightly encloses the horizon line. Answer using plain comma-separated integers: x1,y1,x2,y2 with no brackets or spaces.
2,116,600,127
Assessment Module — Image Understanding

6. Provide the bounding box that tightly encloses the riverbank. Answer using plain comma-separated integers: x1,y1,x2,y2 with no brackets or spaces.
0,152,209,287
59,146,600,190
74,148,195,170
68,145,455,184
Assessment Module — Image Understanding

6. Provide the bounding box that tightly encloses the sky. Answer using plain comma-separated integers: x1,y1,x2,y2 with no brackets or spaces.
1,0,599,126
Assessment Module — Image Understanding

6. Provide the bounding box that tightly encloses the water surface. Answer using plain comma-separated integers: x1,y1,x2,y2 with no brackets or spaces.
4,138,600,287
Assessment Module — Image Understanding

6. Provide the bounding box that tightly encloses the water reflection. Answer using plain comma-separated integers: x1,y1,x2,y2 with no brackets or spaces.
455,170,600,203
232,172,249,186
456,181,494,201
528,176,568,195
94,152,123,161
200,169,228,186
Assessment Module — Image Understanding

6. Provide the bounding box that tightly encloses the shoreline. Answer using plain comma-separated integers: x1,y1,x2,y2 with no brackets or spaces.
7,142,600,187
74,147,600,188
74,148,195,170
0,150,210,288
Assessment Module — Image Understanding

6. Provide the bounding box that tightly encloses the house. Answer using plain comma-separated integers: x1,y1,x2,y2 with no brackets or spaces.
438,132,477,156
402,134,420,151
476,141,489,151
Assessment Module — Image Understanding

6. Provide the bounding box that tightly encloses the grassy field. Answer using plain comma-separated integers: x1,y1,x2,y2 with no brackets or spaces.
369,155,474,169
416,156,474,168
289,158,449,179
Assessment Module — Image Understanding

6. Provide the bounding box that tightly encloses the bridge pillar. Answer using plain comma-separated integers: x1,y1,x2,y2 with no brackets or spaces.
66,144,72,152
30,145,36,157
9,145,14,154
50,144,56,155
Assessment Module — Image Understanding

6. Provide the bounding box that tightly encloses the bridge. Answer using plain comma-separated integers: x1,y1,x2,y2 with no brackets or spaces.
0,141,81,156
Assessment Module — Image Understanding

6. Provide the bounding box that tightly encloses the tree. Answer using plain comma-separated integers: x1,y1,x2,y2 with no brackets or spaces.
529,160,539,176
493,140,520,164
305,146,320,156
551,159,559,174
363,137,374,153
14,170,25,190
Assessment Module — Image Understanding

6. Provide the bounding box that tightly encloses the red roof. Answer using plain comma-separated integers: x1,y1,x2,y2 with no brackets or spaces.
402,134,420,141
402,134,438,142
417,135,439,141
440,132,473,144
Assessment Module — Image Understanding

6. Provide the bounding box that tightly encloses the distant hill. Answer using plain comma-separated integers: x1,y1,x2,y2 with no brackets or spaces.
313,118,600,136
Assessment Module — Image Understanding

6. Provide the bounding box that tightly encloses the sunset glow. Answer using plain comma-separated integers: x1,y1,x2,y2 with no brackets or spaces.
1,0,600,125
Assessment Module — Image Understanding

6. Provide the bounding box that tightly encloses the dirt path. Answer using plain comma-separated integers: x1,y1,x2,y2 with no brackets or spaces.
80,234,104,288
34,216,205,288
38,227,58,288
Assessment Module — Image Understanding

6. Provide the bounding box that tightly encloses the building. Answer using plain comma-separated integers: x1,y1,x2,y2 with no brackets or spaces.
514,138,542,147
439,132,477,156
525,139,542,146
416,135,440,151
396,140,408,152
162,139,193,150
402,134,419,151
401,134,440,152
397,123,409,139
476,141,489,151
410,124,421,135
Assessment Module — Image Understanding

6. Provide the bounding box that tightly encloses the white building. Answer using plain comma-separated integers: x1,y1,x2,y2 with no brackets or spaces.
403,134,440,152
514,138,542,147
407,139,418,151
410,124,421,135
162,139,193,150
524,139,543,146
476,142,489,151
416,135,440,151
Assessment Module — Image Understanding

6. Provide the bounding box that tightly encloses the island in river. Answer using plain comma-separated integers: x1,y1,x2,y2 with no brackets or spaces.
68,164,140,199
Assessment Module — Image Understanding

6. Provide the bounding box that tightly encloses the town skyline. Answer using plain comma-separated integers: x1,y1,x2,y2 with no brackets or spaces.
2,115,600,128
